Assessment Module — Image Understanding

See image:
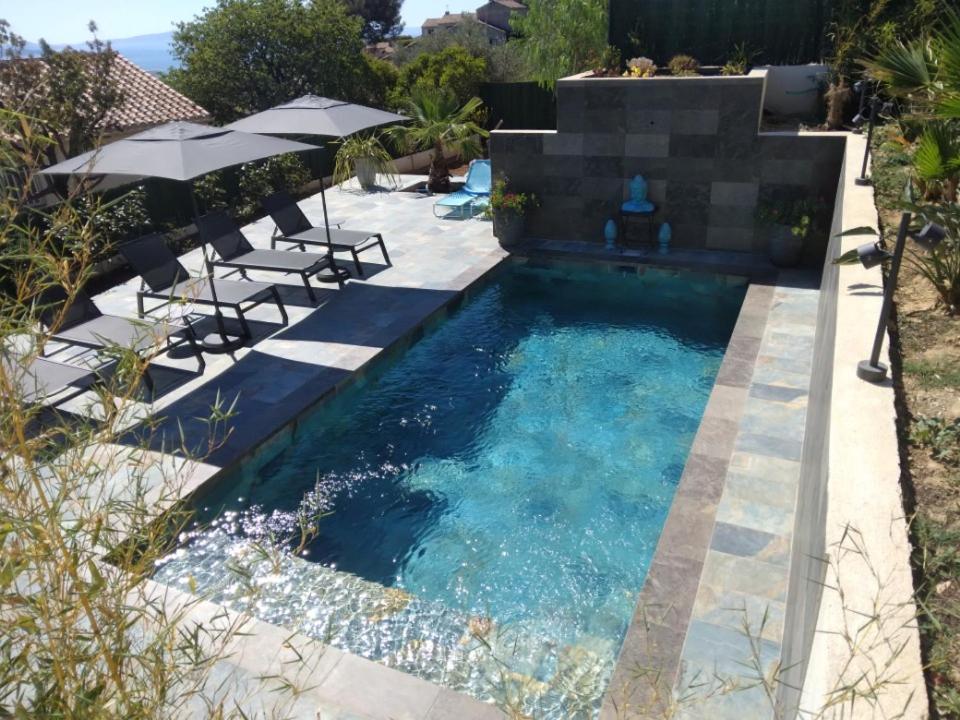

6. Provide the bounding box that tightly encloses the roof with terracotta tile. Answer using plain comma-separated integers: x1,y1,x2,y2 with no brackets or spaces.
105,53,209,131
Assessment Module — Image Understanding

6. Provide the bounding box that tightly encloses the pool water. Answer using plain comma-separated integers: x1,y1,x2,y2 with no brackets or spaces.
156,261,745,717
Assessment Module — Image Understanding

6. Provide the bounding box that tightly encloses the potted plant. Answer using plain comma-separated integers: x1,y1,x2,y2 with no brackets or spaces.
387,86,488,193
333,133,397,191
489,177,537,247
756,198,820,267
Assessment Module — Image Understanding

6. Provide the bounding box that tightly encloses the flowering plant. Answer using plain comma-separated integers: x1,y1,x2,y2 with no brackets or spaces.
624,57,657,78
489,177,538,215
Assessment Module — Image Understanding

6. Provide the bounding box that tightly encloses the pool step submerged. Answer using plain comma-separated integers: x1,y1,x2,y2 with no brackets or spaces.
155,532,613,718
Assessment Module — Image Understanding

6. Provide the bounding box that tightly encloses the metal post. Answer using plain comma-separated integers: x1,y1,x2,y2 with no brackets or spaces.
857,211,911,382
852,80,868,135
855,97,878,186
318,143,335,250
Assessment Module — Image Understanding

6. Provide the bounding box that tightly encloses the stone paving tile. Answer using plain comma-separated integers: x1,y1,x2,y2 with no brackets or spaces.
678,618,780,682
710,522,791,567
749,383,808,404
736,431,804,462
715,492,795,536
727,451,802,484
723,471,798,511
739,397,808,439
698,551,789,605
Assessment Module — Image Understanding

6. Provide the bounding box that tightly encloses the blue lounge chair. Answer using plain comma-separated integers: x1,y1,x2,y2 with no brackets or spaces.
433,159,491,218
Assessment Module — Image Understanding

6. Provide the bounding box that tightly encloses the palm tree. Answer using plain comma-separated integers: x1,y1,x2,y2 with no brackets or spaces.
388,85,488,193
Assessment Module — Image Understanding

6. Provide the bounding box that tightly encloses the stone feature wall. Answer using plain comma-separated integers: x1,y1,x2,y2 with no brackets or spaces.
489,70,845,260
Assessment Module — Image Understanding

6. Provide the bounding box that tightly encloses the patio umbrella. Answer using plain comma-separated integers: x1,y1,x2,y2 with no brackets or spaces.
40,121,316,184
225,95,407,245
40,121,317,351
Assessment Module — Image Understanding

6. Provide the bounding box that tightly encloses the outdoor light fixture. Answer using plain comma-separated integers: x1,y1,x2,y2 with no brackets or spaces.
855,96,880,186
857,213,948,382
855,240,890,269
855,97,895,186
852,80,868,133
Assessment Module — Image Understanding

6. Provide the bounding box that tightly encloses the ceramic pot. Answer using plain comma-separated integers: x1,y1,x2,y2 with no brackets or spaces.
354,158,378,190
768,223,804,267
493,211,525,247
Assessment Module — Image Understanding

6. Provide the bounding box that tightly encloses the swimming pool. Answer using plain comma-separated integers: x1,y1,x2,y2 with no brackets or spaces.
156,260,746,717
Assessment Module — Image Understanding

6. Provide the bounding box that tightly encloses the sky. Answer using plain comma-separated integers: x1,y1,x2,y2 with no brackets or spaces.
2,0,478,44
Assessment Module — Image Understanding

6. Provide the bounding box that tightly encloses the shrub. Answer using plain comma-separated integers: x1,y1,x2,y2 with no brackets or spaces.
73,186,152,263
592,45,622,77
388,46,487,110
721,43,753,76
624,57,657,78
668,54,699,76
236,153,310,220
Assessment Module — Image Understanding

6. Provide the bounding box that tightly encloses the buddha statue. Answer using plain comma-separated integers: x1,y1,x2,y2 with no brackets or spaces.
622,175,655,213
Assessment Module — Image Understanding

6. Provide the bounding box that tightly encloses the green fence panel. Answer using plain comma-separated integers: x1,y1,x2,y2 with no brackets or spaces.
480,82,557,131
609,0,834,66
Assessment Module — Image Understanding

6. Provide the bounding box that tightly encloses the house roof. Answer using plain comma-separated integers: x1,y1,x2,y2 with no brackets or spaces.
490,0,526,9
105,54,209,131
1,52,209,133
422,12,469,28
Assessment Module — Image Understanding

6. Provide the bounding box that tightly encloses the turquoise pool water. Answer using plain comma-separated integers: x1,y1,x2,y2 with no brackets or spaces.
156,261,745,717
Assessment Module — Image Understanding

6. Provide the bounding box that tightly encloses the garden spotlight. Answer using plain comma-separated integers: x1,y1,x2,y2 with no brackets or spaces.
857,214,947,382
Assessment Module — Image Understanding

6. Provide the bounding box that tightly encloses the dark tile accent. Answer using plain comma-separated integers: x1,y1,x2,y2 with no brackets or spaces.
711,521,780,559
750,383,808,403
676,453,729,504
584,155,624,177
690,416,741,459
670,134,718,159
715,356,755,388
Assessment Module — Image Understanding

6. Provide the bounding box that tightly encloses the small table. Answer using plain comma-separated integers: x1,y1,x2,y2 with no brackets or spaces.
619,203,658,246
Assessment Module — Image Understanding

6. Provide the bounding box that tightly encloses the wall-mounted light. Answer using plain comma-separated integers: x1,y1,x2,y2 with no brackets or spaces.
857,212,947,382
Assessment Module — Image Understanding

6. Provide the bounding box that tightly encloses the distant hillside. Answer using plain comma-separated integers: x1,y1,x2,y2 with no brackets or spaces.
23,31,178,74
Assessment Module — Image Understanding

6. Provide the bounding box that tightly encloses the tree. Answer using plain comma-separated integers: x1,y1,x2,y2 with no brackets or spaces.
388,46,488,110
167,0,371,123
387,86,488,192
393,19,530,83
0,21,124,165
512,0,607,87
344,0,404,42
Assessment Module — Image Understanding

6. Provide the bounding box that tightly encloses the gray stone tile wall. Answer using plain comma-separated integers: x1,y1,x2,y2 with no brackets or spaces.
489,72,845,260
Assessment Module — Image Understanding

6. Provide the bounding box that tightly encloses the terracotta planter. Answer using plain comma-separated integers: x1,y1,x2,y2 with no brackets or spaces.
768,223,804,267
493,211,525,247
353,158,378,190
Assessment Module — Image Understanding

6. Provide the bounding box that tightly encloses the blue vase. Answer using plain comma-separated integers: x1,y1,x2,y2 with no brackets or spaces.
604,219,618,251
658,222,672,255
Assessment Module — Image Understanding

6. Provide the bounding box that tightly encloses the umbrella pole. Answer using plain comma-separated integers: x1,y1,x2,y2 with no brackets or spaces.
319,144,334,248
190,185,243,353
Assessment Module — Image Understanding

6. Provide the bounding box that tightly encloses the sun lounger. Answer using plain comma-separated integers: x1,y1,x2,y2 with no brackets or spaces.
38,286,205,391
119,232,288,339
4,355,95,406
261,191,390,278
433,159,491,219
197,211,346,302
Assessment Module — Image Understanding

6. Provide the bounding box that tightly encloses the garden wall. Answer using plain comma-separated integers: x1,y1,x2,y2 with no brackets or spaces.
489,69,845,261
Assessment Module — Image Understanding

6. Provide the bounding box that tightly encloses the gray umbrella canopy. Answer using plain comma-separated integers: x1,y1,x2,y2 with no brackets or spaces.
39,121,317,181
225,95,406,138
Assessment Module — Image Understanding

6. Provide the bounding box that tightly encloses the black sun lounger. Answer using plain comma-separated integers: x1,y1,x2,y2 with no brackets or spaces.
197,211,346,303
5,356,95,406
119,232,288,339
38,286,205,391
261,191,390,278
